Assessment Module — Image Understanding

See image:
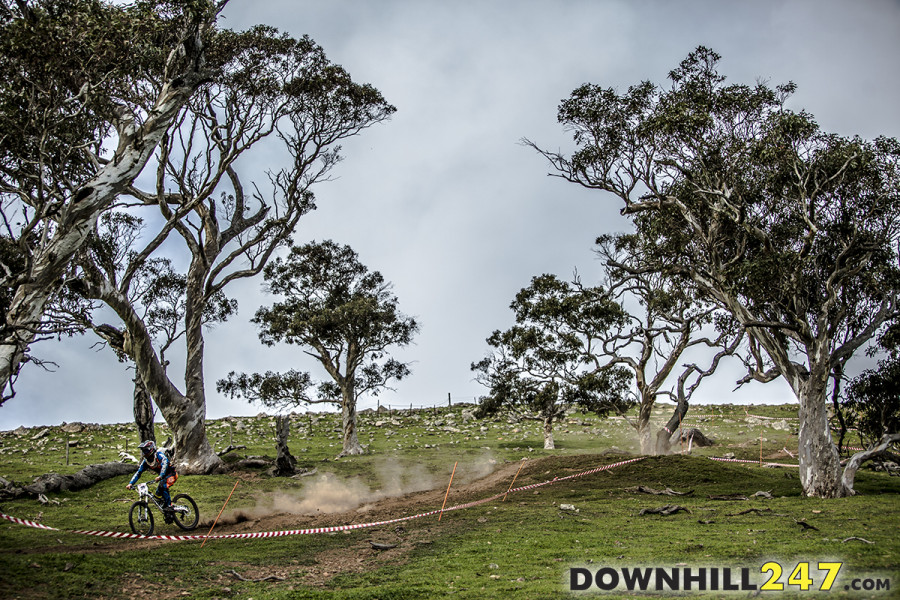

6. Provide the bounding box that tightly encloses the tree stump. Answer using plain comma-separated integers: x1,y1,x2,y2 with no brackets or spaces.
273,415,297,476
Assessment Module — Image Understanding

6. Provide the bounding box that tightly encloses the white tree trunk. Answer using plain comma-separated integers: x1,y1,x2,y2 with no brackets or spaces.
841,433,900,495
339,387,364,456
172,263,224,473
655,396,689,455
638,420,655,455
163,399,222,474
92,280,223,474
727,298,848,498
0,69,207,398
133,375,156,444
795,358,845,498
543,417,555,450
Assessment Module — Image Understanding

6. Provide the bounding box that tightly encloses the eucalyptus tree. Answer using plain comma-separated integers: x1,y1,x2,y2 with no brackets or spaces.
218,240,419,457
472,274,633,450
835,324,900,493
596,234,743,454
473,263,739,454
0,0,224,401
526,47,900,497
74,212,236,444
73,27,395,472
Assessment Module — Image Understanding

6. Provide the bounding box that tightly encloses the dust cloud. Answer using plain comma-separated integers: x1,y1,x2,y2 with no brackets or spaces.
238,454,499,520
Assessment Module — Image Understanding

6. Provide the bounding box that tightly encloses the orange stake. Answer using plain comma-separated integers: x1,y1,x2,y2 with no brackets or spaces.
503,460,526,502
201,480,239,548
438,461,458,522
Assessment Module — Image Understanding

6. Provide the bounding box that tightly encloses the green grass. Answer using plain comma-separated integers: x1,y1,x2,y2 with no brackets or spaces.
1,404,898,599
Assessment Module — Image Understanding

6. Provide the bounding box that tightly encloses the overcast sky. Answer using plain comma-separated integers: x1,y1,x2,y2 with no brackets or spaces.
3,0,899,429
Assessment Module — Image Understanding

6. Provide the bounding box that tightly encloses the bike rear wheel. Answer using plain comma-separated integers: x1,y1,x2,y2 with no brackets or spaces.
128,501,155,536
171,493,199,530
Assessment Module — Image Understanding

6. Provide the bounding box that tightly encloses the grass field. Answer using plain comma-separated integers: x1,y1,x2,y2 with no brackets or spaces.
0,403,898,599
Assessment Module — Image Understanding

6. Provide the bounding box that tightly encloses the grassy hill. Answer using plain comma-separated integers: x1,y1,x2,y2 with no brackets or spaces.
0,404,898,599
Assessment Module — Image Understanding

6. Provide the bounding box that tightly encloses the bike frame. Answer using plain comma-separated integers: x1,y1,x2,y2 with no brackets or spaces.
136,482,188,517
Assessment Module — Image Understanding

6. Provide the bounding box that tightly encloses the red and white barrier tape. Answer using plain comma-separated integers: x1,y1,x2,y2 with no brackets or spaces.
745,414,799,421
0,457,645,542
0,513,59,531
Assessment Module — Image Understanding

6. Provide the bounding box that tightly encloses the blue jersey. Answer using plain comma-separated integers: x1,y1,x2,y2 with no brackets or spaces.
129,449,175,486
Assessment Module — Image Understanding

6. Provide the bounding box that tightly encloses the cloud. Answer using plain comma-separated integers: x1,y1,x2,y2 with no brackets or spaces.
3,0,898,428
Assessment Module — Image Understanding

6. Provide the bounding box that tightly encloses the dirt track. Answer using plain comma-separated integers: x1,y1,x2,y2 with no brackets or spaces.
4,454,629,595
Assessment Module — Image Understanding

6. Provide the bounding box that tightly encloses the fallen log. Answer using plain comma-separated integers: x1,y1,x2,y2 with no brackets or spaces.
217,444,247,457
225,569,285,582
707,494,749,501
229,458,271,470
626,485,693,496
370,542,398,550
725,508,788,517
639,504,692,516
1,462,135,499
842,537,874,544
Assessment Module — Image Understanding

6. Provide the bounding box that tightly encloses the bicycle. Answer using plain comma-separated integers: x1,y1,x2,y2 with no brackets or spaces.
129,481,199,536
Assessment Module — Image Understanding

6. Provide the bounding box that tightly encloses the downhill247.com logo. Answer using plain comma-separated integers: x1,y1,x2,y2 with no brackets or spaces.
569,563,892,594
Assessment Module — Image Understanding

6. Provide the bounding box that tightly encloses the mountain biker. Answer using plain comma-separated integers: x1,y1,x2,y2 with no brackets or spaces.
125,440,178,516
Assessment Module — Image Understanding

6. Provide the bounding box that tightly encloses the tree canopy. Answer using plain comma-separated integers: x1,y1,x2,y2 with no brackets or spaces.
842,324,900,448
219,240,419,456
0,0,223,401
472,273,633,449
0,2,396,472
528,46,900,497
70,21,395,472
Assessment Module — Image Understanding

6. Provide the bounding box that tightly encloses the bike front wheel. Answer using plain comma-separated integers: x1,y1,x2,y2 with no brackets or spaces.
171,493,199,530
128,501,155,536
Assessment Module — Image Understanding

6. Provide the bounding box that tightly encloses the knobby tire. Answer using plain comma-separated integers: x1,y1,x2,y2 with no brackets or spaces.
128,500,154,536
172,493,199,530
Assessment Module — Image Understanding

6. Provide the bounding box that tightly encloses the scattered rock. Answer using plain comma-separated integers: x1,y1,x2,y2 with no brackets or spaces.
31,429,50,441
370,542,397,551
